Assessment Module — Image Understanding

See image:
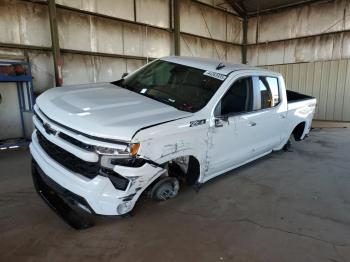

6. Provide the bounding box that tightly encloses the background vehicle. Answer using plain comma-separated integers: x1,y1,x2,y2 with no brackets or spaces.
30,56,316,228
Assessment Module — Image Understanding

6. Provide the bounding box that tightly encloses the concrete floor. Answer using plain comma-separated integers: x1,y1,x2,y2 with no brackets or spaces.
0,128,350,262
312,120,350,129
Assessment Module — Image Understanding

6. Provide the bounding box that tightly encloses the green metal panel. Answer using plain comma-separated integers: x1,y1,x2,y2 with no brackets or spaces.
318,61,330,120
291,64,300,93
343,60,350,121
278,65,286,79
261,59,350,121
334,60,347,121
285,64,293,93
325,61,338,120
298,63,307,95
305,63,314,96
312,61,323,119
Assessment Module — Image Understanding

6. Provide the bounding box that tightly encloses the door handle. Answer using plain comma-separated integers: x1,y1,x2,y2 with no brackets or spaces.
280,115,286,119
248,121,256,127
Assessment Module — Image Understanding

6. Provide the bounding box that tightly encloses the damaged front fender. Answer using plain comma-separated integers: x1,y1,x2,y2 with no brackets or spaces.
111,162,167,213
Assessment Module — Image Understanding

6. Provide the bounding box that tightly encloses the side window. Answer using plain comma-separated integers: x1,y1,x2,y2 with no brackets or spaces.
215,77,254,116
258,76,280,109
266,77,280,106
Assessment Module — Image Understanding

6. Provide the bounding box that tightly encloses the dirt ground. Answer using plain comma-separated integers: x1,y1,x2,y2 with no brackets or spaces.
0,128,349,262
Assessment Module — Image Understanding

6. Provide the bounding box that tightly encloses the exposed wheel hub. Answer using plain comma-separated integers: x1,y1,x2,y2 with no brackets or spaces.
150,177,180,201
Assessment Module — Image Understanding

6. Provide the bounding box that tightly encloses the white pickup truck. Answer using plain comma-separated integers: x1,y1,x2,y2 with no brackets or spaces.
30,56,316,228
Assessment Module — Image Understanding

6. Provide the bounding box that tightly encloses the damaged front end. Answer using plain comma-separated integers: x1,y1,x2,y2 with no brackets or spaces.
30,126,169,229
31,151,168,229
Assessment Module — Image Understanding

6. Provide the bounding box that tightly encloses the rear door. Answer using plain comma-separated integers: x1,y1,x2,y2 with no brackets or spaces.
249,75,287,154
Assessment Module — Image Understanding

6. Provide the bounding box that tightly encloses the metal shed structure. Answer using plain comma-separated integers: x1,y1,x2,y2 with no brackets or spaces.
2,1,350,261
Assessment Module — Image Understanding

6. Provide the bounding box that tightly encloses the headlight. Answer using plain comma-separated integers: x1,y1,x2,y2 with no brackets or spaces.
95,143,140,157
96,143,141,169
94,146,129,156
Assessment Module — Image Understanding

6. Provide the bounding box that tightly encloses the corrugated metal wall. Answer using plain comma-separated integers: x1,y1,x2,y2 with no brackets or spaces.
179,0,242,61
0,0,242,93
265,60,350,121
0,0,242,139
49,0,172,85
248,0,350,121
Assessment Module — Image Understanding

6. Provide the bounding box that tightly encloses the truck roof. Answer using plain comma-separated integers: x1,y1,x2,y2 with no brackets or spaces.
161,56,275,76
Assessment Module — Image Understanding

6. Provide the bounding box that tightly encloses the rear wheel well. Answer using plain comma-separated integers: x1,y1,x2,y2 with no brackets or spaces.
292,122,306,141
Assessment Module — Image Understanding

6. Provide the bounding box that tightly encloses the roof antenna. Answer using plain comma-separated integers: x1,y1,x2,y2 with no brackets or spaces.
216,62,226,70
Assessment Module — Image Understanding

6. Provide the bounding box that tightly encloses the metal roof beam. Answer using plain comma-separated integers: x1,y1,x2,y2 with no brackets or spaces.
226,0,246,18
247,0,334,17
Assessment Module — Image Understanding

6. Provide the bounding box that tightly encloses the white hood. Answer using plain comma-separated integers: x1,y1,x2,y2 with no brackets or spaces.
36,83,192,141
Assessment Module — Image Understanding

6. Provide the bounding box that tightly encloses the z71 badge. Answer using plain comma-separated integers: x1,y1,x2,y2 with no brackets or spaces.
190,119,206,127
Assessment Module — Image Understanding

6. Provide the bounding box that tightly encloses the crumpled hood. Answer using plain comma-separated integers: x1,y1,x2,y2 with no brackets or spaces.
36,83,192,141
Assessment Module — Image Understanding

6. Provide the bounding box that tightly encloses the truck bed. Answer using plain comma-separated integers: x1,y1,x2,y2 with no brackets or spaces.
286,90,315,103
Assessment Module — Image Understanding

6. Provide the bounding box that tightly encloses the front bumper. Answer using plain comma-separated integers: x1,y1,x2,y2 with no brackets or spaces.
32,160,95,229
30,131,165,223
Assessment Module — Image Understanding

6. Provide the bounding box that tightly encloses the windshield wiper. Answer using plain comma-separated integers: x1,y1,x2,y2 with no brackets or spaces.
111,79,125,87
141,92,176,107
145,93,194,112
112,82,193,112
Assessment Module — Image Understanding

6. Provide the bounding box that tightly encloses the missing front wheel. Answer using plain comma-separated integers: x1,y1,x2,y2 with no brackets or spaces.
150,177,180,201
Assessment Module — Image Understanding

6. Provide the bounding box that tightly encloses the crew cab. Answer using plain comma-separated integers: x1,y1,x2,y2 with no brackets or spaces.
30,56,317,228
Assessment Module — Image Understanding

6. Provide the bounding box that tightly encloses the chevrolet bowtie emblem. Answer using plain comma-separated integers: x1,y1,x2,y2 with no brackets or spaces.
43,123,57,135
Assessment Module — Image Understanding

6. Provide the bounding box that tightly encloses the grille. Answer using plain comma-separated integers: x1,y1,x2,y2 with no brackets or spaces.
35,111,94,152
36,131,99,179
36,131,130,190
58,132,94,152
34,111,44,124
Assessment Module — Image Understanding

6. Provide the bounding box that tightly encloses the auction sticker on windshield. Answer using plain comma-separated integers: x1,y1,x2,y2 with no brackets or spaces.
204,71,227,81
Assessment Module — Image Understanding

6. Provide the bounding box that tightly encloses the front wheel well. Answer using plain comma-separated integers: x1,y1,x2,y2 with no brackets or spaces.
166,155,200,186
186,156,200,186
292,122,306,141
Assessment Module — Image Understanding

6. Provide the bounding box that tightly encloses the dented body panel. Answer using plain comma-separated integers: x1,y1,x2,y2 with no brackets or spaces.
29,56,316,222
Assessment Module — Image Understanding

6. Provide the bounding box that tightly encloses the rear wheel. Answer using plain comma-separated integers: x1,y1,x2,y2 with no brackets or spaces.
283,134,295,151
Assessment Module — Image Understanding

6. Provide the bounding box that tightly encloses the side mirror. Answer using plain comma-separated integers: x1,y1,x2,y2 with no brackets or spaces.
214,115,228,128
121,72,129,79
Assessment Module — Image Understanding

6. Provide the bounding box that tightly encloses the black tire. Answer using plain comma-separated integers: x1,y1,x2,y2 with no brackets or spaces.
283,134,295,151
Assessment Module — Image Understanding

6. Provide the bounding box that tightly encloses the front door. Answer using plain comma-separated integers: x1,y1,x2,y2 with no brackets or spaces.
206,76,259,176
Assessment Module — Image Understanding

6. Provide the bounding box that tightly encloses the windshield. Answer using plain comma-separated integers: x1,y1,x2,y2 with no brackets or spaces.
112,60,224,112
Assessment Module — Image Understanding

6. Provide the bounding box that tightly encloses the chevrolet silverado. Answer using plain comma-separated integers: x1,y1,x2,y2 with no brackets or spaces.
30,56,317,228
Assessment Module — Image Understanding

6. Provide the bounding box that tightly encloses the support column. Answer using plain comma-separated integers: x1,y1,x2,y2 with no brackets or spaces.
133,0,137,22
242,16,248,64
173,0,181,56
48,0,63,86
